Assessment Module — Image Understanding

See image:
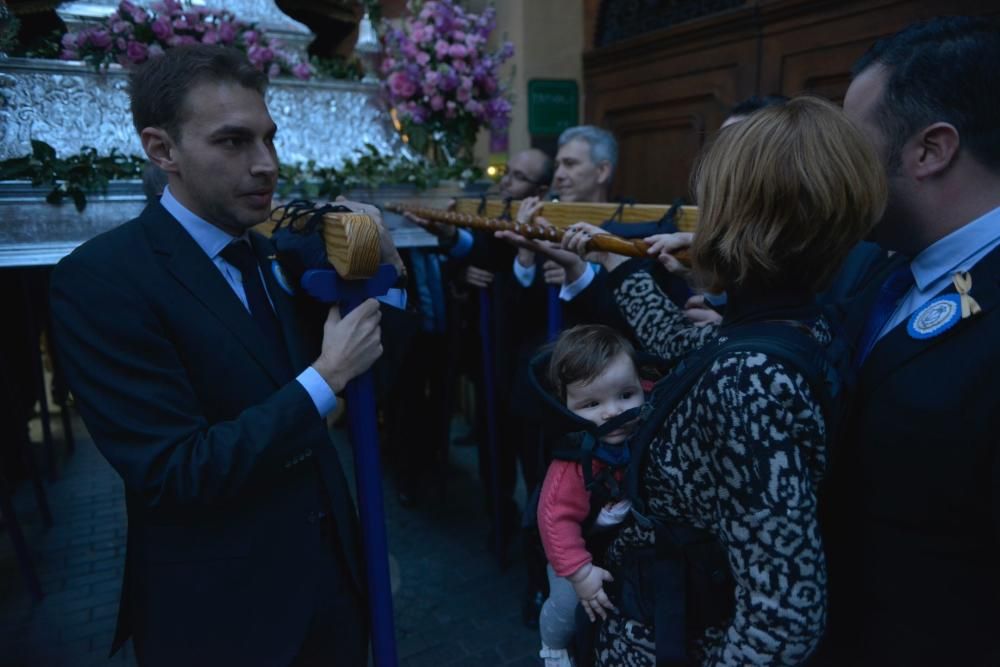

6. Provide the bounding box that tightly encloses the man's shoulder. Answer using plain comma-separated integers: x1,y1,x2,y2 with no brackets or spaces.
55,204,163,278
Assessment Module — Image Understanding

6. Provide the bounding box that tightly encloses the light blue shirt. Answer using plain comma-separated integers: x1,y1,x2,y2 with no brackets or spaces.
879,204,1000,340
160,186,337,417
450,228,475,258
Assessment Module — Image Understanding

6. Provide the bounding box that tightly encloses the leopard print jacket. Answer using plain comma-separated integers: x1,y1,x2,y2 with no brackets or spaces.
595,270,830,666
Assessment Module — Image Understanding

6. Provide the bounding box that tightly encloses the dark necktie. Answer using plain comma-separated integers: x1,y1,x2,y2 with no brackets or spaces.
219,241,290,372
855,262,914,368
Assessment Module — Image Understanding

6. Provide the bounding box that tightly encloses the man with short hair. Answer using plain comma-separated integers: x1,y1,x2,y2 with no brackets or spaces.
824,16,1000,666
551,125,617,203
509,125,617,295
50,45,393,665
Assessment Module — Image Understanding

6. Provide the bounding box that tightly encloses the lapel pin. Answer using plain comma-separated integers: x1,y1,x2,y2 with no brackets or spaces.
952,271,982,319
907,271,980,340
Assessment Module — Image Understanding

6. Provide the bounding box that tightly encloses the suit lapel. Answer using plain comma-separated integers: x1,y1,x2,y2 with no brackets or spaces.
140,204,289,386
862,245,1000,389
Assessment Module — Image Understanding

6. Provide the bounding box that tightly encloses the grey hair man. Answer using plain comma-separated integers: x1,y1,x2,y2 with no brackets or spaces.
552,125,617,203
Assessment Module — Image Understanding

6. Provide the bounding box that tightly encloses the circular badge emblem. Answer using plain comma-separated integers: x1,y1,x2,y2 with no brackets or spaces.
271,259,295,295
907,294,961,339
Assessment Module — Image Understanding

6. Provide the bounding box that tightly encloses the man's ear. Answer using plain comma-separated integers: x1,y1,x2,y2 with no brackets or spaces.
140,127,179,174
906,122,960,181
596,161,612,186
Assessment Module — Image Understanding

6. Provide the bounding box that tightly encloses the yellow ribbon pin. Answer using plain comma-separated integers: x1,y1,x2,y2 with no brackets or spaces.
952,271,982,319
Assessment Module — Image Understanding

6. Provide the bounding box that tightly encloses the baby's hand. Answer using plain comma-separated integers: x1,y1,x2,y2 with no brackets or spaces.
568,563,616,622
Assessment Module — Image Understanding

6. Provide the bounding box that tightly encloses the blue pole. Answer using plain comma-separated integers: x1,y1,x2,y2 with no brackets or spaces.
302,267,399,667
478,287,503,562
344,363,397,667
547,285,563,342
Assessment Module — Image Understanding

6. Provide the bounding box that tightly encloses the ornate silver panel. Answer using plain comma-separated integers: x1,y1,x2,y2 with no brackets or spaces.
0,181,444,267
0,58,408,166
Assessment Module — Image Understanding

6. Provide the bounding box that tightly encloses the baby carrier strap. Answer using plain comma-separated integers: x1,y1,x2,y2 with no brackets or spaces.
621,321,839,666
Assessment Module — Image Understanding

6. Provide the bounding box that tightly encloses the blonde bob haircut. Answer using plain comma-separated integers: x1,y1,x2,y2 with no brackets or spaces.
690,96,887,294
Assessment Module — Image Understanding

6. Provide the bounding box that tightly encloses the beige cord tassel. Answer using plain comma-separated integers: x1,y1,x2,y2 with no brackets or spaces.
952,271,982,319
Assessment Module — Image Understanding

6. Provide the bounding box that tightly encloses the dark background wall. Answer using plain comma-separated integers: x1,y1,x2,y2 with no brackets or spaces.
582,0,999,203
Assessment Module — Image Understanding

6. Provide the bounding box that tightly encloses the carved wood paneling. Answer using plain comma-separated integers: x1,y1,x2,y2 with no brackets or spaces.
584,0,999,202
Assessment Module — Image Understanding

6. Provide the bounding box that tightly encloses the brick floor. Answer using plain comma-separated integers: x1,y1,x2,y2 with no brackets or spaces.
0,412,540,666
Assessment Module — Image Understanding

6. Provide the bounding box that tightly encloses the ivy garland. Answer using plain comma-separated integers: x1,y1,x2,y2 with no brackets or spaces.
0,141,483,212
0,140,146,211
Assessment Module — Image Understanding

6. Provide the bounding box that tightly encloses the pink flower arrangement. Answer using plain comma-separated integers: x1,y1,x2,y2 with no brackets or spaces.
60,0,312,80
381,0,513,162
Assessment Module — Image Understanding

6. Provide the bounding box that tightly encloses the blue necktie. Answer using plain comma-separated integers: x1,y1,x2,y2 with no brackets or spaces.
220,241,291,377
855,262,914,368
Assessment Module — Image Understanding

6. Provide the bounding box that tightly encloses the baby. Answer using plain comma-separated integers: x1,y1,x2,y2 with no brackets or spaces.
537,324,645,667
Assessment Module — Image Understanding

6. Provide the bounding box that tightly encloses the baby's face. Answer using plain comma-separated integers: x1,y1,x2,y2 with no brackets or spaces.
565,352,644,444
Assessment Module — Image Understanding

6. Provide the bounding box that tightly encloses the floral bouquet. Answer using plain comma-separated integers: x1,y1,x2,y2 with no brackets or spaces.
381,0,513,164
60,0,311,80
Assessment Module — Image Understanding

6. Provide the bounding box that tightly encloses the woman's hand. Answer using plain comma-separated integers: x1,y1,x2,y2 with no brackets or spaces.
563,221,628,273
495,216,588,283
646,232,694,281
515,196,544,223
568,563,617,622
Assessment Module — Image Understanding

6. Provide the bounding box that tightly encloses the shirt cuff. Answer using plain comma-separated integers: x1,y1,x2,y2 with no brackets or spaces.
559,264,595,301
297,366,337,417
377,288,407,310
512,257,536,287
448,228,474,259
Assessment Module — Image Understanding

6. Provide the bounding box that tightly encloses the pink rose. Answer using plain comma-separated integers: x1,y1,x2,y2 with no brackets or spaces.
242,30,259,45
430,95,444,110
151,16,173,40
115,37,127,51
268,63,280,78
292,62,312,80
202,30,219,45
448,44,468,59
89,30,112,49
111,20,131,34
465,99,483,116
416,51,430,66
61,33,78,49
218,22,237,44
387,71,417,99
126,40,149,62
434,39,450,59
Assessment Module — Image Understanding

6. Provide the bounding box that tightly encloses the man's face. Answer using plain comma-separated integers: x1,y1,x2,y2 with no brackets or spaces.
553,138,609,203
843,64,910,250
164,81,279,235
499,151,547,199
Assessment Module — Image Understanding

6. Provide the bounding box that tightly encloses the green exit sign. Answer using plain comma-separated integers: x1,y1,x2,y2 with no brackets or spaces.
528,79,579,137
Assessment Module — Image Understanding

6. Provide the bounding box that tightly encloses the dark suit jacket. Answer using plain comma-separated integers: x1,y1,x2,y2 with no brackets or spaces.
824,245,1000,666
49,203,364,666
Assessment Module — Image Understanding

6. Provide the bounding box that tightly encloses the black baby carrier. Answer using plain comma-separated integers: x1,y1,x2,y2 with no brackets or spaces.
531,321,844,667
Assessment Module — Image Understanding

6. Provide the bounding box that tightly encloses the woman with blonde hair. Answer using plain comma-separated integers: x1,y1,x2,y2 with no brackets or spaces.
560,96,887,665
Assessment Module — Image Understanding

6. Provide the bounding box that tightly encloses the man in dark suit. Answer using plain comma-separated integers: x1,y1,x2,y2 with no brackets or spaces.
822,16,1000,665
49,46,392,666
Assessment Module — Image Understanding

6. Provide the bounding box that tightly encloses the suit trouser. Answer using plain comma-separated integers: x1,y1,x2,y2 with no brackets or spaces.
290,516,367,666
